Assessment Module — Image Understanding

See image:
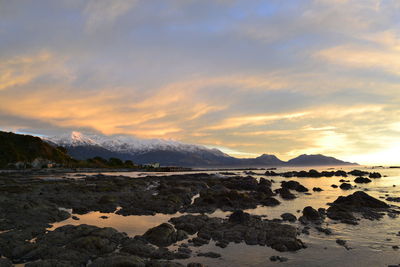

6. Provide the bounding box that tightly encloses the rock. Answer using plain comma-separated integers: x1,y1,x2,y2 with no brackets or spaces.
281,213,297,222
269,256,288,262
143,223,188,247
177,247,192,254
312,187,323,192
386,197,400,202
171,214,305,252
0,258,12,267
336,239,351,250
229,210,251,224
187,263,205,267
25,260,75,267
299,206,323,224
197,252,221,258
281,181,309,192
369,172,382,178
327,191,390,224
301,227,310,235
339,183,352,190
72,216,80,220
348,170,369,176
215,240,228,248
191,237,209,246
276,188,296,200
354,177,372,184
331,184,338,188
333,191,389,209
315,227,332,235
89,255,146,267
99,216,108,219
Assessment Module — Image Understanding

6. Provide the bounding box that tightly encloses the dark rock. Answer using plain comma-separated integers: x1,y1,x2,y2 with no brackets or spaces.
331,184,338,188
333,191,389,209
276,187,296,200
369,172,382,178
387,197,400,202
354,177,372,183
339,183,352,190
348,170,369,176
215,240,228,248
187,263,205,267
0,258,12,267
143,223,188,247
171,214,305,252
327,191,390,224
336,239,351,250
89,255,146,267
191,237,209,246
229,210,251,224
25,260,75,267
269,256,288,262
313,187,323,192
197,252,221,258
281,213,297,222
281,181,309,192
315,227,332,235
299,206,323,224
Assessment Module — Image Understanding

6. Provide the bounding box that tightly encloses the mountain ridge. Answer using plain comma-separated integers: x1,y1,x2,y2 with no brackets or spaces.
44,131,357,167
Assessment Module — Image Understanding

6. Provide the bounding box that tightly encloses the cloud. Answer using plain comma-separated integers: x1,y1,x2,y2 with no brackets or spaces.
0,51,71,91
84,0,137,31
1,0,400,164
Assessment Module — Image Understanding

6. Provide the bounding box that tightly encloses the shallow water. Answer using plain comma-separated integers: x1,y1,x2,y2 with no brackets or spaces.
48,166,400,266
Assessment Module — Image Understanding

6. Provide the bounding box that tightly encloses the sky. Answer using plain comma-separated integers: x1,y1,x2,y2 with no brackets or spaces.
1,0,400,165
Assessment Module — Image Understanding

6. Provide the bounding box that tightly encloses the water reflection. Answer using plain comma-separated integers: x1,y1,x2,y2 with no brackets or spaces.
47,166,400,267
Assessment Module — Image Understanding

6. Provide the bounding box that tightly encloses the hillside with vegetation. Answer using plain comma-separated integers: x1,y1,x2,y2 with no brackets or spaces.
0,131,74,168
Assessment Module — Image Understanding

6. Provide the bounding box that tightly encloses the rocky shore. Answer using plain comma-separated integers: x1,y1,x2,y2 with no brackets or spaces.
0,170,399,266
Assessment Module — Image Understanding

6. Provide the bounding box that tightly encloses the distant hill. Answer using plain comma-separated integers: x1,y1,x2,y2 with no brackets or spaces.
287,154,356,166
0,131,73,168
44,131,357,167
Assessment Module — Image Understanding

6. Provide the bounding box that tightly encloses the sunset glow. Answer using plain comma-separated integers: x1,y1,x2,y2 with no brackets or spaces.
1,0,399,165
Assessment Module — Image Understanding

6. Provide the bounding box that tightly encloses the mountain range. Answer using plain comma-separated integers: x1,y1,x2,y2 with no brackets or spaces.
44,131,357,167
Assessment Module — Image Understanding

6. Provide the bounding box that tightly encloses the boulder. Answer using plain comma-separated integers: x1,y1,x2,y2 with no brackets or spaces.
229,210,251,224
280,213,297,222
339,183,352,190
369,172,382,178
354,177,372,184
143,223,188,247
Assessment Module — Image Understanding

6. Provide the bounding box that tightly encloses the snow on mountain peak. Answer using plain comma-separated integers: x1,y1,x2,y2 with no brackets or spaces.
45,131,229,157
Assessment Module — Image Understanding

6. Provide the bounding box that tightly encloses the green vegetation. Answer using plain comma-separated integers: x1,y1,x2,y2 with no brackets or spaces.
74,156,138,169
0,131,73,168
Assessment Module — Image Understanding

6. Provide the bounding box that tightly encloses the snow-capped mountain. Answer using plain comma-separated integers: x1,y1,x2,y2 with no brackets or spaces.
44,131,236,166
47,131,228,156
44,131,356,167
